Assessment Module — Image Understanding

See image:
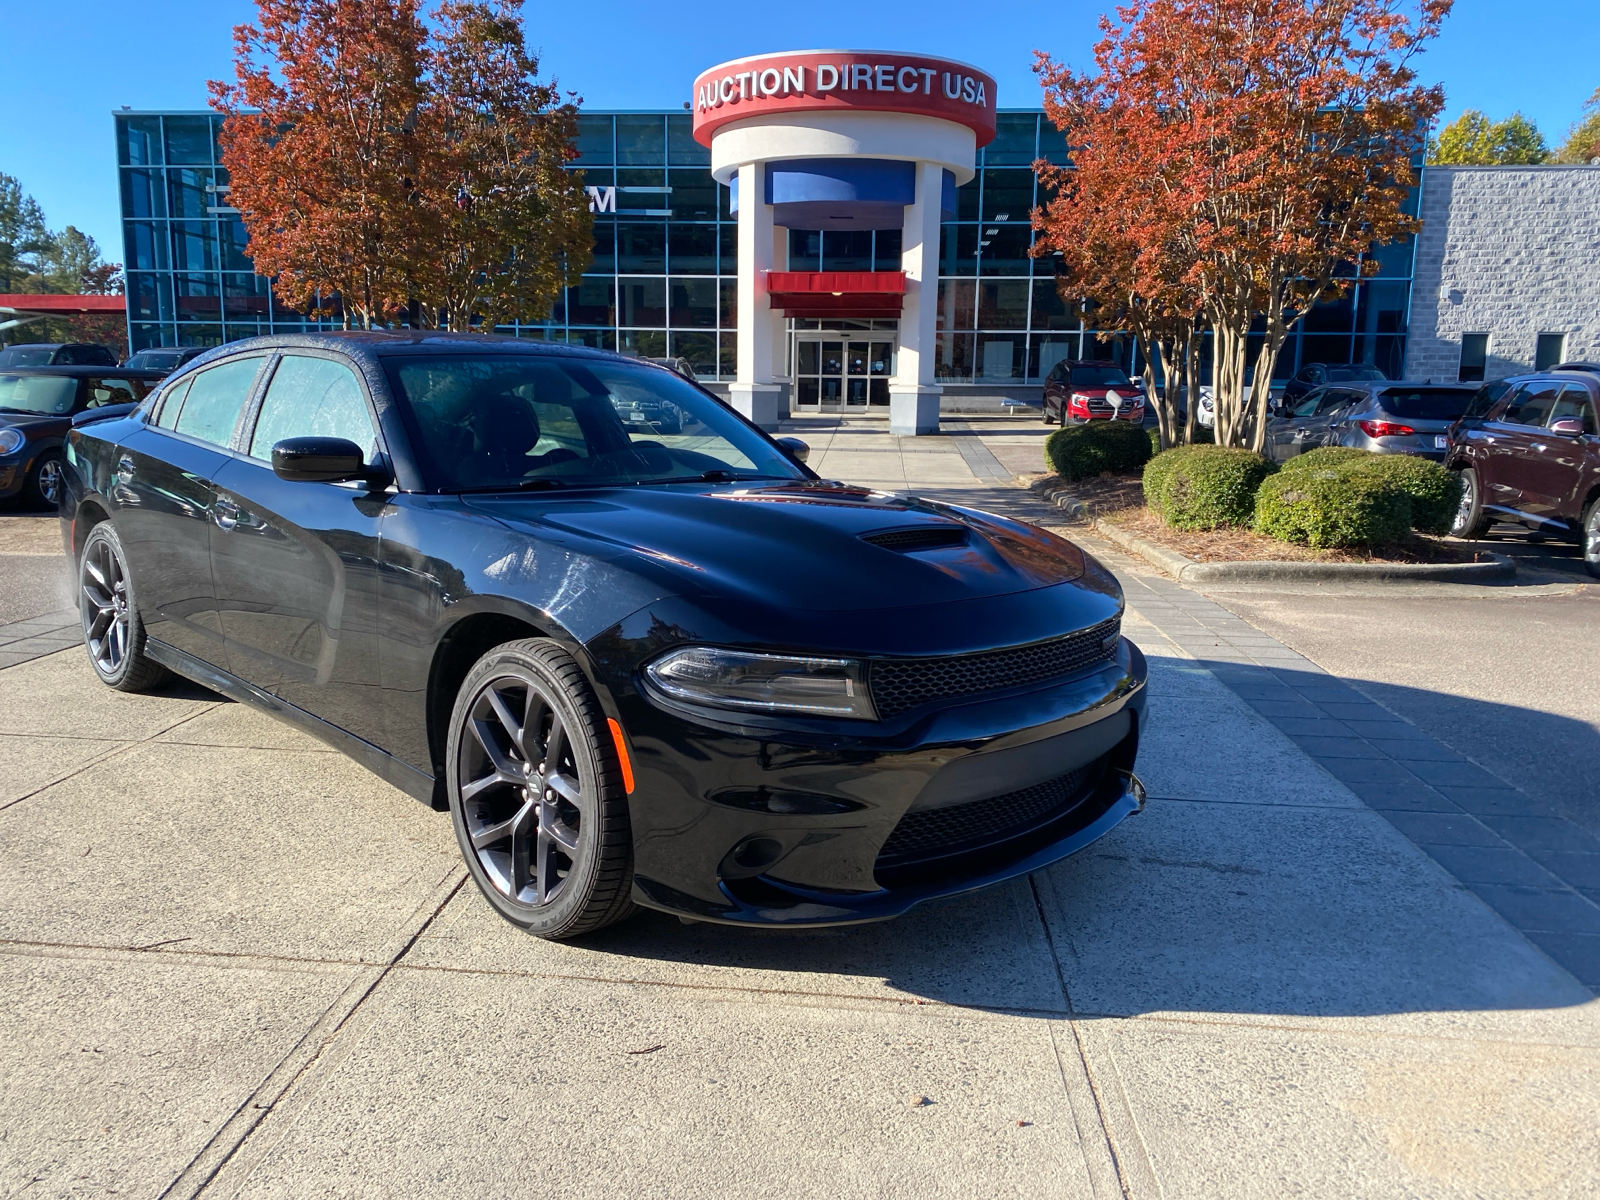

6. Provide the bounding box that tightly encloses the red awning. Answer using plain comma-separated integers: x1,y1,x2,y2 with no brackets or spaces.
0,294,124,316
764,271,905,319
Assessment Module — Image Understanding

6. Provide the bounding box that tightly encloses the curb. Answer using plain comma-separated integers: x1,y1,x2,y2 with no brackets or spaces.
1025,477,1517,584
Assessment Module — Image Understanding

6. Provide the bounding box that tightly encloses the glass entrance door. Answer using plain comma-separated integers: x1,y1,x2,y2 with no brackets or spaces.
795,337,893,410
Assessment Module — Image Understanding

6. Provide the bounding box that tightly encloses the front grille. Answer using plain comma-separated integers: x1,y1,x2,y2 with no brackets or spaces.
862,526,968,553
877,761,1100,864
869,618,1120,719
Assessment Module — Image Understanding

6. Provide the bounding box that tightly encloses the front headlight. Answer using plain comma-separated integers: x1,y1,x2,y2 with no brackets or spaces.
646,647,876,719
1070,393,1090,404
0,427,24,456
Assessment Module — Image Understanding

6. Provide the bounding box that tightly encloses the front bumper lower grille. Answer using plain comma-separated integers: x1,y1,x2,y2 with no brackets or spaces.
877,759,1102,865
869,618,1121,718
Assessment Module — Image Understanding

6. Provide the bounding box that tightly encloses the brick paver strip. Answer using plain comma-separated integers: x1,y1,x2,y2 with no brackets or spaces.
0,609,79,668
1114,564,1600,990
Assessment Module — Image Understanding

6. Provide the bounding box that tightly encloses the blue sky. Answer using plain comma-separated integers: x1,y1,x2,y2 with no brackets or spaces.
2,0,1596,266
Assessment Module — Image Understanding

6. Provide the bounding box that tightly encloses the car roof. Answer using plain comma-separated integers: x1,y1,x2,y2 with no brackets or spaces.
185,330,627,369
0,365,167,379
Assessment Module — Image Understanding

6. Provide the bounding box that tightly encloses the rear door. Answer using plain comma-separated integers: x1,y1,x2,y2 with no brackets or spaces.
112,355,268,665
209,352,388,745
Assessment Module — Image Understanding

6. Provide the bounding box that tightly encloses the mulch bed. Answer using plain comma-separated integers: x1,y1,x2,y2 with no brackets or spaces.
1042,472,1483,565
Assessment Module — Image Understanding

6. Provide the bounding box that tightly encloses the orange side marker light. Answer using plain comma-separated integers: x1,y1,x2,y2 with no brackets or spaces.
607,718,635,794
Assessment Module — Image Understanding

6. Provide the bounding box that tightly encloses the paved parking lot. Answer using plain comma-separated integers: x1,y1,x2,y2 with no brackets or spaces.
2,421,1596,1198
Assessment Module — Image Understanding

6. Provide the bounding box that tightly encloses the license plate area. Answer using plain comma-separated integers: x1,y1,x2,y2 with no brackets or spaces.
1434,435,1449,449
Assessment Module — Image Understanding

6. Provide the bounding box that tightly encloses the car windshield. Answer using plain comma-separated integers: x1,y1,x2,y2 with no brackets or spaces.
1376,388,1477,420
1328,366,1387,382
1070,366,1132,387
0,373,78,414
132,351,183,369
0,347,56,368
385,354,806,492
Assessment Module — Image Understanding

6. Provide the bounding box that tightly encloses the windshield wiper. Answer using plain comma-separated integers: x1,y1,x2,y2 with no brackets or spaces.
448,477,569,495
634,471,790,486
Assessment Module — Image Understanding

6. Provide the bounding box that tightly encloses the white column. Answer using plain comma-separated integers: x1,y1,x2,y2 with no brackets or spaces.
890,161,944,435
728,160,785,431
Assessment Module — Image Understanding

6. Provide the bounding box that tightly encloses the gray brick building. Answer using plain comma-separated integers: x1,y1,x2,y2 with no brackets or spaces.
1407,165,1600,383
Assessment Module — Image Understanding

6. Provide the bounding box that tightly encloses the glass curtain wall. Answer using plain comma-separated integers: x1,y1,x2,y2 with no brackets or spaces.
117,109,1417,382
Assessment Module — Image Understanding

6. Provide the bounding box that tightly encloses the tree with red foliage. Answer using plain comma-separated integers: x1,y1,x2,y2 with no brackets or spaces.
415,1,591,332
1036,0,1448,450
210,0,429,329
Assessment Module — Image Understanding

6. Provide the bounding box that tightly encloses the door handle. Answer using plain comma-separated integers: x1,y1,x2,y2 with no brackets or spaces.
213,498,240,531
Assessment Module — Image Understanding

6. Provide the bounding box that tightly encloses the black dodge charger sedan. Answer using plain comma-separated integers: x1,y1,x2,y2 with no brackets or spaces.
61,333,1147,939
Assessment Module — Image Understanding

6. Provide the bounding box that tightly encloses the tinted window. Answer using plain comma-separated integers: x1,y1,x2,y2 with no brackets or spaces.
171,356,266,447
86,377,154,408
249,355,377,462
61,345,116,366
1463,380,1511,420
1498,382,1562,428
129,350,184,370
1069,365,1131,387
1316,389,1358,415
385,354,804,492
0,374,79,415
1549,385,1597,434
0,347,57,367
1290,389,1325,418
1375,388,1476,420
1328,366,1387,382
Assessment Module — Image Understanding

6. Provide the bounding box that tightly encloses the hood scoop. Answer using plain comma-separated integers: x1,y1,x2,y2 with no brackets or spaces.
862,526,969,553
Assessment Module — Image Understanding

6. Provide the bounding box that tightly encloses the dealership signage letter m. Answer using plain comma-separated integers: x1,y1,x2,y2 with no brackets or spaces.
585,186,616,214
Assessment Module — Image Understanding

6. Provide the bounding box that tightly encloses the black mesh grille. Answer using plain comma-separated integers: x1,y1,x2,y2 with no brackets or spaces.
869,618,1120,718
862,527,968,552
877,761,1100,864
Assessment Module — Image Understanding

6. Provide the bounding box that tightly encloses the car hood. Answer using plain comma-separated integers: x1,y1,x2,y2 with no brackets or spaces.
463,481,1088,613
0,411,68,437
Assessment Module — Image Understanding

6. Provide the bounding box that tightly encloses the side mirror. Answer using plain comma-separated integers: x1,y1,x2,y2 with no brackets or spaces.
775,436,810,464
272,437,383,483
1549,418,1586,437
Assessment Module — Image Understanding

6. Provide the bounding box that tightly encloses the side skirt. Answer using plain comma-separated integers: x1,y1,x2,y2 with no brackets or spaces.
145,638,439,807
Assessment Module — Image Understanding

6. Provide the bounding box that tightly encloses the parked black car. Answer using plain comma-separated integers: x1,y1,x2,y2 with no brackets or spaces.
1446,368,1600,575
1279,362,1388,407
0,342,118,368
61,333,1148,939
124,346,207,373
1263,386,1356,462
0,367,164,507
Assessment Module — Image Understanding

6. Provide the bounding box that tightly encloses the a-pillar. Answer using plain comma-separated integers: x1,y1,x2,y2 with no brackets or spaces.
889,161,944,436
728,160,788,432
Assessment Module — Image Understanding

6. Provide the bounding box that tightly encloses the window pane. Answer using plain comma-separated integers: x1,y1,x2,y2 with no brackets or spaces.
120,169,167,219
173,355,265,446
168,168,214,218
1030,336,1080,380
1458,333,1489,383
719,279,737,327
1031,277,1079,330
667,115,710,166
983,114,1038,166
617,223,666,272
220,218,253,271
590,220,616,274
937,279,975,331
668,225,716,274
566,278,616,326
1535,333,1566,371
978,335,1026,379
164,116,214,165
118,116,163,166
719,224,737,273
249,355,376,460
978,280,1029,330
670,331,717,378
174,273,222,321
615,115,664,165
977,225,1033,276
668,278,717,328
573,115,613,164
955,178,981,221
788,229,821,272
172,222,219,271
873,229,902,271
619,330,667,358
669,169,719,220
940,225,978,275
1303,291,1355,333
619,278,666,327
1500,383,1561,427
981,169,1034,222
821,230,872,273
124,221,168,271
935,332,974,382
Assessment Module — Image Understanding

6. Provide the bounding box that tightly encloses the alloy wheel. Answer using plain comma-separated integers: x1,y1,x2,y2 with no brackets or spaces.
1586,504,1600,569
38,456,63,507
1453,473,1476,532
81,535,131,676
456,673,587,909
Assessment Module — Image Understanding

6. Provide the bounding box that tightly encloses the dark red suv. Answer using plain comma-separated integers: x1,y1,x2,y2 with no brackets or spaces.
1446,367,1600,575
1041,359,1147,425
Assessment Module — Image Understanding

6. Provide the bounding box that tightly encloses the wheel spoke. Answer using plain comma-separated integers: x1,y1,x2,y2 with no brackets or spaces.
460,769,516,803
84,558,108,590
542,712,566,768
484,686,526,758
469,717,525,782
86,607,114,640
470,796,532,850
541,807,580,855
545,770,580,805
511,805,534,897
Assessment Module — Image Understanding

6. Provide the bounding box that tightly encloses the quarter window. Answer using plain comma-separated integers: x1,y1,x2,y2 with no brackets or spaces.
249,355,378,462
171,356,267,447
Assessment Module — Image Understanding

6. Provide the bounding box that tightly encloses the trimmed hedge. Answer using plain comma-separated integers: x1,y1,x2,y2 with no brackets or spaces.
1045,419,1154,481
1278,446,1369,475
1346,455,1462,535
1255,468,1412,548
1143,445,1277,530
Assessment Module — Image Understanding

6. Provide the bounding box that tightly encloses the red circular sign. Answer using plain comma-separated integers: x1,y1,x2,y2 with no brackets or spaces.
692,51,997,148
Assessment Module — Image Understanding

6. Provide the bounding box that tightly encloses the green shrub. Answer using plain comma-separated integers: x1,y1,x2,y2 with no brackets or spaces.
1142,445,1277,530
1254,468,1412,548
1346,455,1463,534
1278,446,1369,474
1045,420,1154,481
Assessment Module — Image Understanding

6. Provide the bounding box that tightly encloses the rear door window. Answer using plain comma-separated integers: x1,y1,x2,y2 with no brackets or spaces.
1376,389,1477,420
170,355,268,448
1498,382,1562,428
248,355,378,462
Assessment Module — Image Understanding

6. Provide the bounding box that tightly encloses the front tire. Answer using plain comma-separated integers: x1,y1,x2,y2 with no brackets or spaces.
1449,468,1491,539
445,639,637,940
23,450,63,510
79,523,172,692
1583,499,1600,579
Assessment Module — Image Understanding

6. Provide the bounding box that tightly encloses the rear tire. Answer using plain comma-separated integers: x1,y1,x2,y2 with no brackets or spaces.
1042,401,1057,426
445,639,638,940
23,450,63,510
1449,468,1490,539
1582,499,1600,579
79,523,172,692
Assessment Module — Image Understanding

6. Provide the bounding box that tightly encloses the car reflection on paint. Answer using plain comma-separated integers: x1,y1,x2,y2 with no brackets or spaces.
62,331,1147,940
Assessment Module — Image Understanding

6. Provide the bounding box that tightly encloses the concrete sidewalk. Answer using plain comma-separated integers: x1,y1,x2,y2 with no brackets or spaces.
1,421,1596,1198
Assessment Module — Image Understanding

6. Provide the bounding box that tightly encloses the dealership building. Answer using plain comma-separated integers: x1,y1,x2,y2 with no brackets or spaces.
115,49,1470,428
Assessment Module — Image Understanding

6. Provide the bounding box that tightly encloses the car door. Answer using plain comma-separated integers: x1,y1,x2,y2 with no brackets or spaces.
111,355,269,665
1266,388,1326,461
209,351,389,746
1528,383,1599,520
1487,381,1562,515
